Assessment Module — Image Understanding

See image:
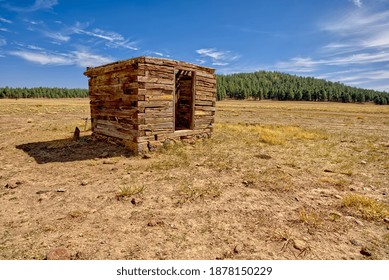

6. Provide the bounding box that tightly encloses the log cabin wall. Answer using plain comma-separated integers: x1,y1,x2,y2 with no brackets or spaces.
84,56,216,154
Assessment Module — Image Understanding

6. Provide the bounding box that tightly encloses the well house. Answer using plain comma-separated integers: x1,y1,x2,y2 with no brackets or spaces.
84,56,216,154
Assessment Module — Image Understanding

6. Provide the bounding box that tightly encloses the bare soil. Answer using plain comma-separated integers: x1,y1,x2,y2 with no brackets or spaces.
0,99,388,260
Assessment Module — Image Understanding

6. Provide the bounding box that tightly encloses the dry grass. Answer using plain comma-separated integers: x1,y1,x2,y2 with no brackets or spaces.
342,194,389,221
116,185,145,199
1,99,389,260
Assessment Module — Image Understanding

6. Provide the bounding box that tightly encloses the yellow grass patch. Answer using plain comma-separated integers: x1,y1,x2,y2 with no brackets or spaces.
342,194,389,221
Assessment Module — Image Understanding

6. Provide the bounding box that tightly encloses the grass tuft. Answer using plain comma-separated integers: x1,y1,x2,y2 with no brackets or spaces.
116,185,145,199
342,194,389,221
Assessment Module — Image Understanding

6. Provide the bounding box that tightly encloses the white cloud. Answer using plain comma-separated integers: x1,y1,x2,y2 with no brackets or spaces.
10,50,72,65
0,38,6,46
72,50,113,67
9,48,113,67
352,0,363,8
42,30,70,42
4,0,58,12
0,17,12,24
196,48,226,60
73,27,138,50
196,48,239,68
212,62,229,66
0,27,10,32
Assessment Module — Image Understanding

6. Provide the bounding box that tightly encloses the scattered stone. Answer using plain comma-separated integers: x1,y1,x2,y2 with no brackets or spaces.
350,239,361,246
4,182,18,189
330,211,343,218
293,239,306,251
334,194,342,199
233,244,243,254
147,220,164,227
360,160,367,165
324,169,335,173
103,159,114,164
56,188,66,193
383,217,389,223
349,187,356,191
256,154,272,160
27,119,33,123
345,216,364,226
142,154,152,159
36,190,50,194
360,247,372,257
131,198,137,205
46,247,71,260
294,197,299,202
80,181,88,186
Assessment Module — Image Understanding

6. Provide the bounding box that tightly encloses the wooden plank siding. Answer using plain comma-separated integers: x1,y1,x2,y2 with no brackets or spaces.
84,56,216,154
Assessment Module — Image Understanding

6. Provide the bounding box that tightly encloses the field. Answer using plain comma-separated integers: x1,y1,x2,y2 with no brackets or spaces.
1,99,388,260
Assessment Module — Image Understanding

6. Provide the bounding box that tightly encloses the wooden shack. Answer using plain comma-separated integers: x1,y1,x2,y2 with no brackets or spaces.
84,56,216,154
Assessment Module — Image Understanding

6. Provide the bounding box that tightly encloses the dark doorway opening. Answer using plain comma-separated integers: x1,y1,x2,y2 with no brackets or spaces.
174,70,195,130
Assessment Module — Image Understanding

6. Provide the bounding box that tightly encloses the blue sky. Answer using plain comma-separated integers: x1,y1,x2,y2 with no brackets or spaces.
1,0,389,91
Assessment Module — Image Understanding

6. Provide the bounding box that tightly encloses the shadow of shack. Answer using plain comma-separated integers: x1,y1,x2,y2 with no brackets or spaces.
84,56,217,154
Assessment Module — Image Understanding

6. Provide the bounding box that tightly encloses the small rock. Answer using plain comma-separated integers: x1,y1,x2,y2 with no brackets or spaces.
131,198,137,205
360,160,367,165
256,154,272,160
56,188,66,193
233,244,243,254
147,220,164,227
349,187,356,191
334,195,342,199
4,183,17,189
330,211,343,218
360,247,372,257
36,190,50,194
345,216,364,226
324,169,334,173
46,247,71,260
350,239,361,246
142,154,151,159
80,181,88,186
27,119,33,123
293,239,306,251
383,217,389,223
103,159,114,164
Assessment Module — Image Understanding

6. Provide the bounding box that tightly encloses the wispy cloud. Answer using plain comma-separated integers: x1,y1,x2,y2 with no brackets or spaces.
42,30,70,42
72,50,113,67
0,28,10,32
0,17,12,24
9,48,113,67
270,3,389,91
0,38,6,46
73,26,139,51
3,0,58,12
10,50,72,65
196,48,239,67
351,0,363,8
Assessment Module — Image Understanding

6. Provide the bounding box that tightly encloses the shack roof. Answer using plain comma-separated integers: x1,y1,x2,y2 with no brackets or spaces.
84,56,216,77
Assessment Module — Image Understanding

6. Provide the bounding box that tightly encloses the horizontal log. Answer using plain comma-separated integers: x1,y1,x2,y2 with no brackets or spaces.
195,105,216,112
195,100,214,106
138,76,174,85
194,110,213,116
138,100,173,108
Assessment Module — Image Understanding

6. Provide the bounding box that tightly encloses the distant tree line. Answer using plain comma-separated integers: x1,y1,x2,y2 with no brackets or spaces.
216,71,389,105
0,87,88,98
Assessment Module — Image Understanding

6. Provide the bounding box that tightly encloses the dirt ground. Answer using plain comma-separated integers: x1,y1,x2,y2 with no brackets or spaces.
0,99,388,260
